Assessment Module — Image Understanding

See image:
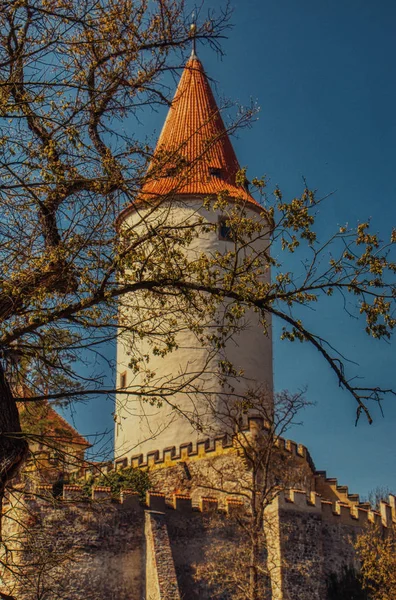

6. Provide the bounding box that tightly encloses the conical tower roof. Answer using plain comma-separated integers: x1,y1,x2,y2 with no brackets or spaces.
139,53,259,207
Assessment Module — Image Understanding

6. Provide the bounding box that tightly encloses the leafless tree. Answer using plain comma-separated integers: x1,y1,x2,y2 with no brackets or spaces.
189,389,311,600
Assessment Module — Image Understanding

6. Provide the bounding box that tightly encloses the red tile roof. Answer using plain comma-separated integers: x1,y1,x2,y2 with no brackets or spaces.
135,54,260,209
19,399,90,448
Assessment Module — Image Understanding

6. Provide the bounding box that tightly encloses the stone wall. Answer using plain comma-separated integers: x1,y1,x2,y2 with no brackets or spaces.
266,492,326,600
1,494,145,600
167,508,271,599
2,481,394,599
147,432,315,506
145,511,180,600
264,490,395,600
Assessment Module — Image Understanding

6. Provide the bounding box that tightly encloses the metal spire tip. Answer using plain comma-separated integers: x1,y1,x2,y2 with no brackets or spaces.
189,17,197,58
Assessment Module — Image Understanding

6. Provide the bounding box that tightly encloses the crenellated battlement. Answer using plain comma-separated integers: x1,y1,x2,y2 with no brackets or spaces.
109,418,315,473
128,434,235,469
31,484,396,531
64,419,316,491
274,489,396,529
33,484,246,516
314,470,363,507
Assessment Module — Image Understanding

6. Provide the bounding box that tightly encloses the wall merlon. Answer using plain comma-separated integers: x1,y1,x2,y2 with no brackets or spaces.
315,470,327,478
367,509,382,527
163,446,176,462
388,494,396,521
297,444,306,458
147,492,167,512
307,491,322,508
197,439,210,456
285,440,297,454
200,496,218,512
63,485,85,501
179,442,193,460
171,494,192,512
131,453,144,468
214,436,227,452
147,450,160,466
115,457,128,470
353,506,369,526
120,489,140,508
226,497,245,516
348,494,360,503
380,500,393,527
92,486,112,502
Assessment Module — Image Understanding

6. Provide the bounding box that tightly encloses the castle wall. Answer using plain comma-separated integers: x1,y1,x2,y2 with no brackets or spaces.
1,496,145,600
148,444,315,507
2,485,394,600
115,198,273,461
265,492,326,600
167,509,271,599
111,419,316,502
264,490,391,600
145,511,181,600
321,517,360,580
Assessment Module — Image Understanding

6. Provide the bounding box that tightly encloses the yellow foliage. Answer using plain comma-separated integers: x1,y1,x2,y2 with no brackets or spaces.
355,526,396,600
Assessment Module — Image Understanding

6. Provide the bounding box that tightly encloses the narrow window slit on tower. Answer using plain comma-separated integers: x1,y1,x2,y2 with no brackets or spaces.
218,216,234,242
120,371,127,389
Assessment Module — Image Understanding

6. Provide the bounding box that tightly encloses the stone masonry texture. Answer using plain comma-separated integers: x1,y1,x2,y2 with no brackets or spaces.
1,443,392,600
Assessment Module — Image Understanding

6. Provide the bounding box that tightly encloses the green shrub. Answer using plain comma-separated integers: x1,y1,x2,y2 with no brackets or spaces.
82,467,151,501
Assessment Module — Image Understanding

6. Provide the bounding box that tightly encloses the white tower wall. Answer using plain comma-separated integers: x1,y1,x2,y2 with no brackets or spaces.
115,198,273,461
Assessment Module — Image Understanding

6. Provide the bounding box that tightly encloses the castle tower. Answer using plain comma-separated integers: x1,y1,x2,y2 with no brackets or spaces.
115,52,273,462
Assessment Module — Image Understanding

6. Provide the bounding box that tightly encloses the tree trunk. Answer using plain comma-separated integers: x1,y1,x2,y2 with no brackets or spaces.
0,362,28,538
249,536,259,600
248,477,261,600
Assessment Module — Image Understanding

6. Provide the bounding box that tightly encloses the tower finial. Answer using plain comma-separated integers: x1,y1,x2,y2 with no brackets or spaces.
189,13,197,57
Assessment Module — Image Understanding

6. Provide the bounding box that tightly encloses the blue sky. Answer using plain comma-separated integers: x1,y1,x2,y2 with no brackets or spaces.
64,0,396,499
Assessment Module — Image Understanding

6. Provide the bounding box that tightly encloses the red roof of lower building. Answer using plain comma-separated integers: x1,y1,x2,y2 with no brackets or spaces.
19,399,90,448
